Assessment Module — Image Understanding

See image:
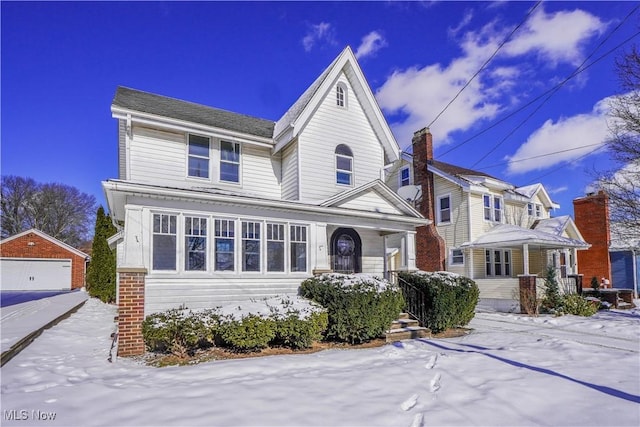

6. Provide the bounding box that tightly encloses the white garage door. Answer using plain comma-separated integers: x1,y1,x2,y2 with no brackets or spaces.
0,258,72,291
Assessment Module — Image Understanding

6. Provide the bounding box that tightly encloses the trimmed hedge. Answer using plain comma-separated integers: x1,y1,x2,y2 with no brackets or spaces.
299,273,405,344
398,271,479,333
141,308,217,356
218,315,276,352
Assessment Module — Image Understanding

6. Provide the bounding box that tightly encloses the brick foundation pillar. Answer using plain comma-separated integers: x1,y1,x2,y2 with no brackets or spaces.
117,267,147,357
518,275,538,314
568,274,584,295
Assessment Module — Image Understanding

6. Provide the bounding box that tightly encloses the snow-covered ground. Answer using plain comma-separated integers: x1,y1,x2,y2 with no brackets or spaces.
1,298,638,427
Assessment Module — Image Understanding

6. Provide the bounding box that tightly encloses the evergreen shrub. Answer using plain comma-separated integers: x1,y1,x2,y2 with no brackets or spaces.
218,315,276,352
397,271,479,333
141,308,216,356
560,294,599,317
299,273,404,344
273,311,328,349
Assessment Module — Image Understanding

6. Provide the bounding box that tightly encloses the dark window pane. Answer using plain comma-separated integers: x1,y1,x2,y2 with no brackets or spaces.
337,171,351,185
153,235,176,270
336,156,352,171
220,162,239,182
189,135,209,156
215,238,234,271
189,157,209,178
267,241,285,272
291,242,307,272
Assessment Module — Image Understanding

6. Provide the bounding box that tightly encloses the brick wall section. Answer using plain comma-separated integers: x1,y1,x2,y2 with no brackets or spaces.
117,268,146,357
0,231,87,288
573,191,612,288
412,127,446,271
518,275,538,314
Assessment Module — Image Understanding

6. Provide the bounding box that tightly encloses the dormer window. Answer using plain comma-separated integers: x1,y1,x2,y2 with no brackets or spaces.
335,144,353,186
336,83,347,108
536,204,542,218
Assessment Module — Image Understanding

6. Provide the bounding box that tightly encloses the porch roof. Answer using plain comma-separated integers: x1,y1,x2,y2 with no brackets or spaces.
460,224,590,250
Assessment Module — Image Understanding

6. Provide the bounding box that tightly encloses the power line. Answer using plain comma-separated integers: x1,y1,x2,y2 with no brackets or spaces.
426,1,542,129
523,145,607,185
476,142,605,170
469,3,640,169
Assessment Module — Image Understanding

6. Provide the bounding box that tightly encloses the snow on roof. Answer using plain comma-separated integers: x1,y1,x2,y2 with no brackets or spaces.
461,224,590,249
532,216,571,236
515,184,540,199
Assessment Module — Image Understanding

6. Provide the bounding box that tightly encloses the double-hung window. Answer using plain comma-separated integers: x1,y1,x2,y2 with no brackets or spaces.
483,195,492,221
527,203,534,216
483,194,503,222
185,217,207,271
485,249,511,277
220,141,240,183
535,204,542,218
153,213,177,271
493,196,502,223
336,84,345,107
450,249,464,266
290,225,308,272
214,219,235,271
242,221,261,272
188,134,210,179
266,223,285,272
438,195,451,224
335,144,353,186
400,167,410,187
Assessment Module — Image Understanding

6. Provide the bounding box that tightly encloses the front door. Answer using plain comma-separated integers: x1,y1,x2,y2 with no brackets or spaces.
331,228,362,273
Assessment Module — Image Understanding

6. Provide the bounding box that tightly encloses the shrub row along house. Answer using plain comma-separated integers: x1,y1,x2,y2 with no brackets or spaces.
104,46,590,356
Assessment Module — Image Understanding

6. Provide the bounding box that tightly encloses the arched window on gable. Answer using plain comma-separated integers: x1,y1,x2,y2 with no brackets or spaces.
335,144,353,186
336,83,347,108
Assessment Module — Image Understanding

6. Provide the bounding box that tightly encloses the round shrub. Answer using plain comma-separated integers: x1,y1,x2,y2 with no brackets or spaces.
141,308,214,356
560,294,599,317
218,315,276,352
300,273,404,344
273,311,329,349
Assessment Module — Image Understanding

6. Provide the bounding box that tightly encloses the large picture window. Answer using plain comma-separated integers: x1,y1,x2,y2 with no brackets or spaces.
485,249,511,277
220,141,240,183
153,213,177,271
185,217,206,271
214,219,235,271
290,225,308,272
188,134,210,179
266,223,285,272
242,221,261,272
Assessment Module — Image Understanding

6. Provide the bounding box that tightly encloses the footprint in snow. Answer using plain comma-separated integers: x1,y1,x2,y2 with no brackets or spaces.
410,413,424,427
425,354,437,369
430,373,441,392
401,393,419,411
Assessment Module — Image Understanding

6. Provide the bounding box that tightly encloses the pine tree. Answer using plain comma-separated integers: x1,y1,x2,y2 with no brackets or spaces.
87,206,118,303
543,266,562,312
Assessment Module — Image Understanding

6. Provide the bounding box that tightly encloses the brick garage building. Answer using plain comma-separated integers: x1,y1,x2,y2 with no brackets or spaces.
0,229,89,290
573,191,612,288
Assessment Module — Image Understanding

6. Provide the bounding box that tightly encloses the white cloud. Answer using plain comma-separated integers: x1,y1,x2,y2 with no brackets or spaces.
354,31,387,60
505,98,611,175
302,22,336,52
448,10,473,37
375,5,607,149
546,185,568,195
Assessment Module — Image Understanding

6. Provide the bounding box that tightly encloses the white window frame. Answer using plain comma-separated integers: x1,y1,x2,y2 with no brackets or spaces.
219,140,241,184
290,224,308,273
184,216,207,272
437,194,452,225
187,134,210,180
335,145,354,186
241,220,261,273
399,166,411,187
493,195,503,223
485,249,511,277
152,213,178,272
483,194,503,223
266,223,285,273
336,83,347,108
449,248,464,266
214,218,236,272
483,194,492,221
527,203,534,216
535,204,542,218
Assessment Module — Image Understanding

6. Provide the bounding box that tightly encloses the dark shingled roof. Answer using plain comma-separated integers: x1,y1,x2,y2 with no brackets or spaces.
429,160,498,181
112,86,275,139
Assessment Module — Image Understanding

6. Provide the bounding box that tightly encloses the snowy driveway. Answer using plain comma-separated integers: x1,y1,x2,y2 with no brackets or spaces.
1,298,639,427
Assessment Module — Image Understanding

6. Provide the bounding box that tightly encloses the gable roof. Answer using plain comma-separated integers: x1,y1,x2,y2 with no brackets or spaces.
429,160,496,180
112,86,275,139
515,183,559,209
273,46,400,161
460,223,590,250
0,229,90,259
532,215,585,242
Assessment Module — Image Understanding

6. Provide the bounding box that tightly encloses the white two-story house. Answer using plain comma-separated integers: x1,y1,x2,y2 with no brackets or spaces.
387,128,590,312
104,47,429,356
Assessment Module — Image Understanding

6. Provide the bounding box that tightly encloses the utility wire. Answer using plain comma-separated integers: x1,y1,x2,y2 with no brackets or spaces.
477,142,604,170
470,3,640,169
522,145,607,185
426,1,542,129
439,28,640,159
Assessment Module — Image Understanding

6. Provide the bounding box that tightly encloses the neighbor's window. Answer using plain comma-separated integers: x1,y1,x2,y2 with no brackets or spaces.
527,203,534,216
188,134,210,179
483,194,503,222
485,249,511,277
290,225,308,272
242,221,261,272
185,217,207,271
214,219,235,271
336,83,347,108
153,213,177,271
483,195,492,221
220,141,240,183
266,223,285,272
335,144,353,186
438,195,451,224
400,167,410,187
450,249,464,265
535,204,542,218
493,196,503,223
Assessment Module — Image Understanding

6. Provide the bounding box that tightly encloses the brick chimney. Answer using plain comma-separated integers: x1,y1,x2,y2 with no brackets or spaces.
573,190,611,288
412,127,446,271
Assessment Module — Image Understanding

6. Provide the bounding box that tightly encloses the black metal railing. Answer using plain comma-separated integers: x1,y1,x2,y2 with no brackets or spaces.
394,272,429,328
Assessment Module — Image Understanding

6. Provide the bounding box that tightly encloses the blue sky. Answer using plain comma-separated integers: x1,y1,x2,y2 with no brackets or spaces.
2,1,638,218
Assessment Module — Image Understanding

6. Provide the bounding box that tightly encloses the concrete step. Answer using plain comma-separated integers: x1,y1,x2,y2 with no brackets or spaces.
385,326,431,343
398,312,410,320
390,319,420,329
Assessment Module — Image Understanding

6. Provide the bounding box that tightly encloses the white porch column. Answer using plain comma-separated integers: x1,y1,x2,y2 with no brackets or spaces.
405,231,417,271
312,223,331,273
523,243,530,276
571,248,578,275
122,205,145,268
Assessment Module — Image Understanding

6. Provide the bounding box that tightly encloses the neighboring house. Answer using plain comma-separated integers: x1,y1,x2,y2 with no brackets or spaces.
573,191,612,287
386,128,590,312
609,224,639,297
0,229,89,291
104,46,429,356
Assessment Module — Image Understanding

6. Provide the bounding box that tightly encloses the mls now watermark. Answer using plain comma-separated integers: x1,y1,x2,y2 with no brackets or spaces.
4,410,57,421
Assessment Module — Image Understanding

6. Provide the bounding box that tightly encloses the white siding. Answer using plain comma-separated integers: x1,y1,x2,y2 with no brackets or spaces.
385,159,412,193
281,140,299,200
434,177,469,248
241,144,281,199
335,191,404,215
298,74,384,200
475,278,520,300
